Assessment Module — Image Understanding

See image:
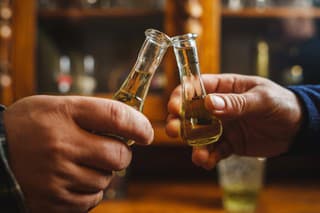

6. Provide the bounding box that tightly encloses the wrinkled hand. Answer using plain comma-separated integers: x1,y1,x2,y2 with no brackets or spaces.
4,95,153,213
166,74,302,170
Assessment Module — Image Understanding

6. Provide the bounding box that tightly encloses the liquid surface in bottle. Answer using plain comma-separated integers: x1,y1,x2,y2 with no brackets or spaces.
113,90,143,111
112,70,153,146
181,96,223,146
113,70,152,112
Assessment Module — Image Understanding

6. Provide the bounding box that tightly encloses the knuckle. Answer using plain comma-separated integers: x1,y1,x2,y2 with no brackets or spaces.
45,136,68,160
57,195,85,212
46,138,63,158
48,96,72,115
114,144,131,171
140,120,153,144
108,102,131,132
45,183,91,213
168,97,181,115
79,200,93,212
51,188,75,207
258,89,275,107
90,191,104,210
93,173,112,190
228,95,247,116
261,89,273,101
98,176,112,190
165,119,180,138
79,192,104,212
237,96,247,115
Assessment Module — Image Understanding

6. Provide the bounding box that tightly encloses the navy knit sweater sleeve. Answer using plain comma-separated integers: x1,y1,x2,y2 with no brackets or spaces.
288,85,320,154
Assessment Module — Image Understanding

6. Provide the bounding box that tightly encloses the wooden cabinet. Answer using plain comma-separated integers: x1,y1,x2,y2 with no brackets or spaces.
8,0,320,146
5,0,320,182
221,4,320,85
11,0,36,102
8,0,221,145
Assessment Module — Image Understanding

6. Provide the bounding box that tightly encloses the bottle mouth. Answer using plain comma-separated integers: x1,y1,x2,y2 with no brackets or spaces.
145,28,171,47
171,33,198,44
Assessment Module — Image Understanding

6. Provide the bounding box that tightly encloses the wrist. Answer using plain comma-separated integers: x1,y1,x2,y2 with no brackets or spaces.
0,105,26,212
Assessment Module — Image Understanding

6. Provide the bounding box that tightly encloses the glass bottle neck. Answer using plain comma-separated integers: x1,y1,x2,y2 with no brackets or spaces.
172,34,206,101
133,32,170,75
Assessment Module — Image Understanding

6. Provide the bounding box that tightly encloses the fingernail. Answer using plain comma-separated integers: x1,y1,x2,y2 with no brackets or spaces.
209,95,225,110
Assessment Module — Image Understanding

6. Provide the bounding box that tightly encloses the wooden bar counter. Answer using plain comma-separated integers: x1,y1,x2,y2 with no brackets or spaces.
91,180,320,213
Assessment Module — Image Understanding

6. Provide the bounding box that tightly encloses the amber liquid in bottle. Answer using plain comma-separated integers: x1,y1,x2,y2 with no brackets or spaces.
172,34,222,146
182,96,222,146
104,29,170,200
112,29,171,145
113,70,152,111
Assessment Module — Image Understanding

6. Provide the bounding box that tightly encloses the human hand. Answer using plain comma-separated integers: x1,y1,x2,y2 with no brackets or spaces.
166,74,303,170
4,95,153,213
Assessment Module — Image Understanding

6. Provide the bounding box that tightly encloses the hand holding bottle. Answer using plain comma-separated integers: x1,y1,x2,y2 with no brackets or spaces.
171,33,222,146
4,95,153,212
166,74,303,170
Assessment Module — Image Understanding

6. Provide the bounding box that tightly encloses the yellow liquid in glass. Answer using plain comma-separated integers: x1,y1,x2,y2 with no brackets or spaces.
113,70,152,146
223,187,259,213
181,96,222,146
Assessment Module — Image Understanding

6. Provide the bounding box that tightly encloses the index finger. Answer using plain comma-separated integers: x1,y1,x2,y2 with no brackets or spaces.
68,96,154,145
202,74,260,94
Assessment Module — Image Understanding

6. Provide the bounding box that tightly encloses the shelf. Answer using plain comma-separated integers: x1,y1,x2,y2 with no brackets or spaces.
92,181,320,213
222,7,320,18
38,8,164,19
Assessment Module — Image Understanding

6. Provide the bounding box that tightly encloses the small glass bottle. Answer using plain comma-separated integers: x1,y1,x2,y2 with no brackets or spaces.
56,55,73,94
256,39,269,78
113,28,171,112
112,29,170,145
171,33,223,146
75,54,97,95
104,29,170,200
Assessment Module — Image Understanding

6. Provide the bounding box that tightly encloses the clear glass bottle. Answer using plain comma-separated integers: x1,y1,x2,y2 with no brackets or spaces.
104,29,170,200
100,29,170,148
113,28,171,112
171,33,223,146
111,28,170,146
56,55,73,94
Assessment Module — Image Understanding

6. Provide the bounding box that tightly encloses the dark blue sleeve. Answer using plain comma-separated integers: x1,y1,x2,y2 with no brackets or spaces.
288,85,320,154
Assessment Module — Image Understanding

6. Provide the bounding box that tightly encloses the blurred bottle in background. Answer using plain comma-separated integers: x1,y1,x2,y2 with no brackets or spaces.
74,54,97,95
38,0,58,9
56,55,73,94
222,0,317,8
279,17,319,85
81,0,100,8
314,0,320,7
281,65,304,85
270,0,312,7
225,0,244,10
253,0,270,8
38,0,165,9
256,39,269,78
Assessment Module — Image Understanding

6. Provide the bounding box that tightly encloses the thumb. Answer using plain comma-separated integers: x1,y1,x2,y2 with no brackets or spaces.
70,96,154,145
205,93,257,119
